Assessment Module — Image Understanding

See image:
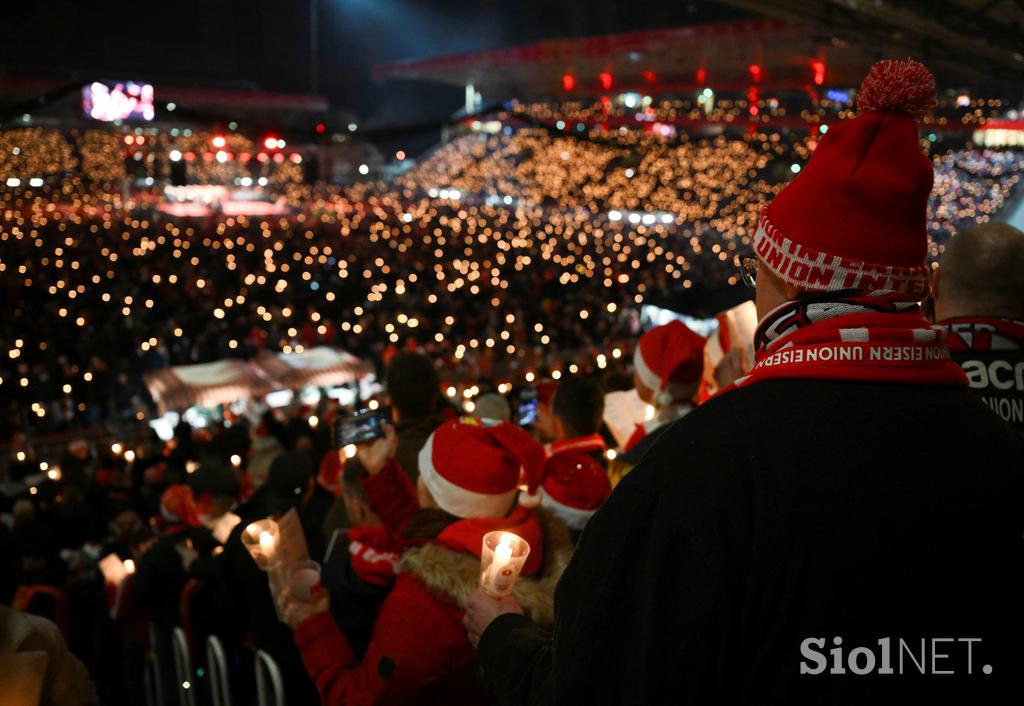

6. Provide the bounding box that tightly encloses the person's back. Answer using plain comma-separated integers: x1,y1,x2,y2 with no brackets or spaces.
468,60,1024,705
552,379,1023,704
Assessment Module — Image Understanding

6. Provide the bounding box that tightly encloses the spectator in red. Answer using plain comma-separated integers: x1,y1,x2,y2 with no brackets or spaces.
276,418,572,705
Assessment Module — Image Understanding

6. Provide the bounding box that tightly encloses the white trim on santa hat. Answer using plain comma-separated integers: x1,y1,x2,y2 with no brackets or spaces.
633,344,662,392
538,486,596,531
417,433,518,519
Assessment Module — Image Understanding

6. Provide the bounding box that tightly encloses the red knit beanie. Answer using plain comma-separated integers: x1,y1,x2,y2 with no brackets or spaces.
633,320,707,400
754,59,937,298
539,453,611,530
418,417,546,519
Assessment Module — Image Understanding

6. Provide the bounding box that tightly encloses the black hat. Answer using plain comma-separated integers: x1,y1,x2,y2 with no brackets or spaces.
267,451,314,500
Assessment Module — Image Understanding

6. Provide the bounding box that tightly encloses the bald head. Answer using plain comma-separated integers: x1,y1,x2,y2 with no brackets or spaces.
933,223,1024,321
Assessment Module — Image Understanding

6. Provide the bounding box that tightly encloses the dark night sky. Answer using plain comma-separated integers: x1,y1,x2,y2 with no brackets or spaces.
0,0,747,119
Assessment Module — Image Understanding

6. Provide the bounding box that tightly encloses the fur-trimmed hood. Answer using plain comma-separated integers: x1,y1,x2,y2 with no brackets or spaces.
399,507,573,628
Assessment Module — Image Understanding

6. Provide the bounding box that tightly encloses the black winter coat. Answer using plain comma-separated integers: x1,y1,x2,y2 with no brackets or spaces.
477,379,1024,705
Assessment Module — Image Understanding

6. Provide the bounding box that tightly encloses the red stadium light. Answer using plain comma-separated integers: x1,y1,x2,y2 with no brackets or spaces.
239,152,251,163
643,70,656,85
315,122,326,134
812,60,826,86
124,135,134,145
696,68,707,85
184,151,196,162
273,153,285,164
562,74,575,92
748,64,762,83
598,72,613,90
263,136,279,150
211,135,227,149
257,153,269,163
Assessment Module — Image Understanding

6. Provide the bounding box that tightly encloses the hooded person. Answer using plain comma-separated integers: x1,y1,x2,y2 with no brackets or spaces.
466,60,1024,704
276,417,573,706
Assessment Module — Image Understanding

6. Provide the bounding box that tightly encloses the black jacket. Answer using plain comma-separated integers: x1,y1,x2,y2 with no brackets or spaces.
477,379,1024,704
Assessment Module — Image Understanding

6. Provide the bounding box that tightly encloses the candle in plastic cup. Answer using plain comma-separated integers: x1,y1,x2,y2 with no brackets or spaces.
480,531,530,597
287,560,322,601
241,518,280,570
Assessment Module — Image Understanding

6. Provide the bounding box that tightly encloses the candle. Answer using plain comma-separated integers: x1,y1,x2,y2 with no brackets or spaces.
259,531,276,563
242,518,281,570
480,531,530,597
287,559,322,601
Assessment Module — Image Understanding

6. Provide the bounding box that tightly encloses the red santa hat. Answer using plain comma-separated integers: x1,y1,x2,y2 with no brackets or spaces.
753,59,937,299
633,320,706,402
538,454,611,530
160,484,201,527
418,417,546,519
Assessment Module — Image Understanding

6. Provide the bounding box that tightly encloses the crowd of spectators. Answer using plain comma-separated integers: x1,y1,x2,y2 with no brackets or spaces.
2,120,1022,442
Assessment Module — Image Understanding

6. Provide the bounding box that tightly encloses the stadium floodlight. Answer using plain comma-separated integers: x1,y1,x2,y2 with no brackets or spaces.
791,163,802,174
29,178,43,187
609,210,622,222
6,178,21,187
169,150,182,162
358,164,369,175
348,123,357,132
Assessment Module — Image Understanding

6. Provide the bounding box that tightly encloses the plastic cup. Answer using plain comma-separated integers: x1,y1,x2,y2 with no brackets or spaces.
241,518,280,570
287,560,322,601
479,531,530,597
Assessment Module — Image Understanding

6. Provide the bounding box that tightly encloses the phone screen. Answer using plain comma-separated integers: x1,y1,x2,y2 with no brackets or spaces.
517,387,539,427
333,407,391,448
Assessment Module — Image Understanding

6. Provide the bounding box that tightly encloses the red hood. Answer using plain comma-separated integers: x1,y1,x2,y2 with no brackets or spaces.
434,505,543,577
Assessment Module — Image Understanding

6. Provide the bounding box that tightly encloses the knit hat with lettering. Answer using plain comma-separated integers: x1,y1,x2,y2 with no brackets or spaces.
418,417,546,519
753,59,937,298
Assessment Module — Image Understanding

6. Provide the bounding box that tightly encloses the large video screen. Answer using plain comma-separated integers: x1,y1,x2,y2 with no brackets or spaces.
82,81,155,122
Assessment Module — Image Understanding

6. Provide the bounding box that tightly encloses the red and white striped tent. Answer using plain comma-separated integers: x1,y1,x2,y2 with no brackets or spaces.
144,359,270,414
254,346,372,390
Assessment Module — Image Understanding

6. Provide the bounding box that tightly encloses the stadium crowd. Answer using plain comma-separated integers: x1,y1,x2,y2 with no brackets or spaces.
2,60,1024,704
2,123,1022,439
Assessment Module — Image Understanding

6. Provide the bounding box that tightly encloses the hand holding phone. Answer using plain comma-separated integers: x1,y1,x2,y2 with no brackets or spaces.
355,423,398,476
333,407,393,448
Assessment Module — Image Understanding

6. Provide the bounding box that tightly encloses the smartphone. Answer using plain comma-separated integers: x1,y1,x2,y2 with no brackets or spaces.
333,407,392,448
516,386,539,427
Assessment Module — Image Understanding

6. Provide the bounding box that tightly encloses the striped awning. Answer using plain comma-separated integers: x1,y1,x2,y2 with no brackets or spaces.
144,359,270,414
253,346,372,390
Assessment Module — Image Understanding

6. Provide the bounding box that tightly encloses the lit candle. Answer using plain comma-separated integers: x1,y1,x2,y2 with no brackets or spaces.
259,530,275,562
480,531,530,597
124,559,136,574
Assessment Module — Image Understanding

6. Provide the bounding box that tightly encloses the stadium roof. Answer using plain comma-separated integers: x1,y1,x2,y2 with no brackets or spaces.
372,14,1022,100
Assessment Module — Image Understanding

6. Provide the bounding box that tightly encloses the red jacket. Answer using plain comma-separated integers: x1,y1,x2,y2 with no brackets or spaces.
293,461,570,706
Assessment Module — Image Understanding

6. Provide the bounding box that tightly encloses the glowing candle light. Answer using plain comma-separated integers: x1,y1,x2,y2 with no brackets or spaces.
480,531,530,597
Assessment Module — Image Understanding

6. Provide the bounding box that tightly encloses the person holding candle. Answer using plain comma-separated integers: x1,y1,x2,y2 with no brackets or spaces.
465,60,1024,704
275,417,573,706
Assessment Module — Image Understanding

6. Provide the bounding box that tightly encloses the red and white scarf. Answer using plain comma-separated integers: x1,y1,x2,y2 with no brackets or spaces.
939,316,1024,354
729,291,967,389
